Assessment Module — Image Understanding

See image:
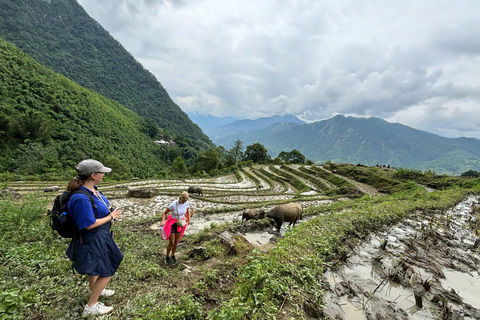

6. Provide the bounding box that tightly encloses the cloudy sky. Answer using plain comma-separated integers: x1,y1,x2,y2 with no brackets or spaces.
76,0,480,139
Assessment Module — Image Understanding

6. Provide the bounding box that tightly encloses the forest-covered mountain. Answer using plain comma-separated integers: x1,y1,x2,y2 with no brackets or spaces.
213,115,480,175
0,0,212,150
0,37,172,179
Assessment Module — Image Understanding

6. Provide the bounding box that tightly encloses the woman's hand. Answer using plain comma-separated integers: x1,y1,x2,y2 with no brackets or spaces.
161,220,165,226
110,208,122,220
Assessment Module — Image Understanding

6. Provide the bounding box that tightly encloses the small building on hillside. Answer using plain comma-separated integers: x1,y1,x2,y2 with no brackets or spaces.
154,140,177,147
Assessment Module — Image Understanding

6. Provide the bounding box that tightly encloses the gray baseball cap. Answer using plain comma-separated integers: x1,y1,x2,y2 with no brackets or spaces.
75,159,112,175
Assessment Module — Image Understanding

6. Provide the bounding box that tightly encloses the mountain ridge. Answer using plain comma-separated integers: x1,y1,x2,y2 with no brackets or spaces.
208,114,480,175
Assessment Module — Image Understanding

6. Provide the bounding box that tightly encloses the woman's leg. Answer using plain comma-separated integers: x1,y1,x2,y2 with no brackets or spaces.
166,233,175,257
88,275,99,291
87,275,112,306
171,231,183,255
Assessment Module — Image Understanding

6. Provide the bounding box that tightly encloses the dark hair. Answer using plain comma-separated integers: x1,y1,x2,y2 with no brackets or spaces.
67,175,89,191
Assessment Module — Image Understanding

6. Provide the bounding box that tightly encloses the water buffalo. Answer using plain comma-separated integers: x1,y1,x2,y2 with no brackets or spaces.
188,186,203,196
43,186,59,192
241,208,259,222
256,203,303,232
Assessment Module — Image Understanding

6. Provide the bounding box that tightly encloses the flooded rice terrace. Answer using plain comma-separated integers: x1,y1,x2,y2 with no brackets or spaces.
322,195,480,320
102,169,480,319
107,171,331,239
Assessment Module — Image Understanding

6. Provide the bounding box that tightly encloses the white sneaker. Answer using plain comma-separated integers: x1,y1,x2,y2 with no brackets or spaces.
88,288,115,297
82,302,113,317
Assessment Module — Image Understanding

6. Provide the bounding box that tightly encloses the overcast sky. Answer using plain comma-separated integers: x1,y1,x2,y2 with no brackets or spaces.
76,0,480,139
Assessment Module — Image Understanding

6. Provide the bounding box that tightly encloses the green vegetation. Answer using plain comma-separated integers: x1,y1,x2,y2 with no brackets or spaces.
244,143,271,164
2,172,479,319
268,166,310,194
324,162,404,194
277,149,306,164
2,164,480,319
0,0,212,149
0,37,168,179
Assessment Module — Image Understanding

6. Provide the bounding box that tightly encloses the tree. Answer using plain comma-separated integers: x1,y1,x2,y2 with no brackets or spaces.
244,143,270,164
277,149,306,164
192,148,221,174
461,170,480,178
230,139,244,164
277,151,289,163
171,156,187,174
104,155,132,179
289,149,306,164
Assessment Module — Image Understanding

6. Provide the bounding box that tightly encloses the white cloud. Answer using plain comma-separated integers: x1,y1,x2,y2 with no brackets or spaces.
77,0,480,138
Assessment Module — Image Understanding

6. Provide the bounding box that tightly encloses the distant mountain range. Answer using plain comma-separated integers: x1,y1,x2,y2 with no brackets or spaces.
203,114,305,141
187,112,242,131
196,114,480,175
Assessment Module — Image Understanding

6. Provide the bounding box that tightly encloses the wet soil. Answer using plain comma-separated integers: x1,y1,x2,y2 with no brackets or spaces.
321,196,480,320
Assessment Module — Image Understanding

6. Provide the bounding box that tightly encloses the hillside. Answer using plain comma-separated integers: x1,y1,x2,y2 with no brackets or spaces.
0,0,212,150
213,115,480,175
0,37,168,179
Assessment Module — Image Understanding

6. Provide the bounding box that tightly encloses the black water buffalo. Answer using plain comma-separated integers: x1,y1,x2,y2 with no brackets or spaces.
241,209,259,222
256,203,303,232
188,186,203,196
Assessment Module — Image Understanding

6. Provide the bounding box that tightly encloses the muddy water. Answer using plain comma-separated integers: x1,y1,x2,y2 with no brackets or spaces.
321,196,480,320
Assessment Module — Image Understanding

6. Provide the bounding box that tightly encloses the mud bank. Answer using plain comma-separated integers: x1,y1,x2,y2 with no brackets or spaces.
321,195,480,320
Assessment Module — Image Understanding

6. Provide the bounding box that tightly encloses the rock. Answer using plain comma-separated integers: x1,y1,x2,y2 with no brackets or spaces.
0,189,22,202
12,192,22,202
203,258,223,268
218,231,235,254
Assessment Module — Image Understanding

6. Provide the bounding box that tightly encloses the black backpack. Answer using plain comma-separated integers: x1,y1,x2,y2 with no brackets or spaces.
50,189,96,238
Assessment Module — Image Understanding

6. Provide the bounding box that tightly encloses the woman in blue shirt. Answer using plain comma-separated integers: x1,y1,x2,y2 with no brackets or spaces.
65,159,123,317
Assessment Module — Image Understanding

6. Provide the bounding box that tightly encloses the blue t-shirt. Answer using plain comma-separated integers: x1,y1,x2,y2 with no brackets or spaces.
67,186,110,230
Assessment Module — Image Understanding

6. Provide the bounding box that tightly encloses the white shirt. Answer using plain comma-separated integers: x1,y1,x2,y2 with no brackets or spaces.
168,200,189,219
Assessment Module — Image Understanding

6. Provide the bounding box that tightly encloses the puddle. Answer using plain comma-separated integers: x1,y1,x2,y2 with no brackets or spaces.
322,291,367,320
325,267,437,320
240,231,273,246
440,268,480,309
